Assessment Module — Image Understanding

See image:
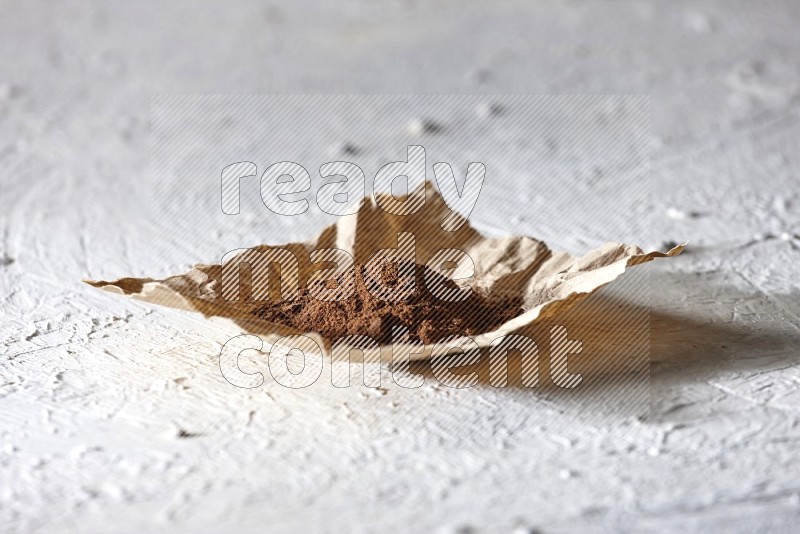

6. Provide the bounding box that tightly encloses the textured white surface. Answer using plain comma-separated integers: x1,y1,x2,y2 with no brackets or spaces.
1,1,800,533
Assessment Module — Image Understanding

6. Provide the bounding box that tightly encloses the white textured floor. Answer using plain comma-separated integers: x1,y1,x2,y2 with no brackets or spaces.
2,1,800,533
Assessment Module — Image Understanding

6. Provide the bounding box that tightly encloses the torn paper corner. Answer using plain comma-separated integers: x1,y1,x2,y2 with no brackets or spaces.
85,182,684,358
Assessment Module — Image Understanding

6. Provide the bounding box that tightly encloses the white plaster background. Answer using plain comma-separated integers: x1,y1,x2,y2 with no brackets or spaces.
1,1,799,533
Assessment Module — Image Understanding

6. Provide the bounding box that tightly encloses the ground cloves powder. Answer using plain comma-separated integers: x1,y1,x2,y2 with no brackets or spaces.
252,260,523,344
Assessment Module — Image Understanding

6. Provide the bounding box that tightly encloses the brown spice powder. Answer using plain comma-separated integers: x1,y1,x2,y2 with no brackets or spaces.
252,261,523,344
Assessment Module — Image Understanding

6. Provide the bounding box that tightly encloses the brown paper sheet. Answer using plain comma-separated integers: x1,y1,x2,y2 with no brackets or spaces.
85,182,683,360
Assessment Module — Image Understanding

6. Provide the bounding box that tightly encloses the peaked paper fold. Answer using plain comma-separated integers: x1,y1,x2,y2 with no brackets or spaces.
86,182,682,360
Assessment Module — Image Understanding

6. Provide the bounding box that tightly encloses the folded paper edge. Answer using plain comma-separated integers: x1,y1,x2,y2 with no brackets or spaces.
83,244,685,359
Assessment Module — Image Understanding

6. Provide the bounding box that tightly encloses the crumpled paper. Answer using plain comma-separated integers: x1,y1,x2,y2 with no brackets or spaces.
86,182,683,360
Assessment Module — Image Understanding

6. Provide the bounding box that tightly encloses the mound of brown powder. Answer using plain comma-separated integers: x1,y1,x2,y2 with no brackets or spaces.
251,261,523,344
